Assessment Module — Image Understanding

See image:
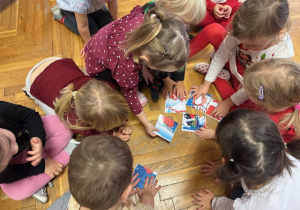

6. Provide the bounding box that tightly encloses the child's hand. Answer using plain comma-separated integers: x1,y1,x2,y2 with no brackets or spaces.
222,5,232,18
174,81,187,99
142,64,154,85
80,43,87,58
191,189,215,209
44,158,63,178
199,160,221,183
213,4,225,19
117,125,133,142
137,176,161,207
145,122,159,137
211,98,235,118
130,172,140,196
188,81,211,100
26,137,43,166
162,77,177,98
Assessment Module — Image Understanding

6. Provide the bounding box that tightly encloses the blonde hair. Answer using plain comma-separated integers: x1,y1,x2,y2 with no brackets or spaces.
244,58,300,137
125,7,189,70
230,0,290,40
155,0,206,25
54,80,129,132
69,135,133,210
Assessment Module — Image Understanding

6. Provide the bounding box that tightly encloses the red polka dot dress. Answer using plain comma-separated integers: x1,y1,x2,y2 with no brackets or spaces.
85,6,144,114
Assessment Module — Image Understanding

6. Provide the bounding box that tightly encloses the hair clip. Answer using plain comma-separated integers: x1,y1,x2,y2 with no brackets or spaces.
284,143,287,149
258,86,264,100
73,91,77,99
229,159,234,162
294,103,300,110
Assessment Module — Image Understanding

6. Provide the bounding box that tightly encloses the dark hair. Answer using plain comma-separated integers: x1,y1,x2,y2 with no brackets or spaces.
68,135,133,210
215,109,300,186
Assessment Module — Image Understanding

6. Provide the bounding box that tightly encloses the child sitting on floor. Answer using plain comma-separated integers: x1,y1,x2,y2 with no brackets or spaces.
189,0,293,119
192,109,300,209
49,135,161,210
0,101,73,203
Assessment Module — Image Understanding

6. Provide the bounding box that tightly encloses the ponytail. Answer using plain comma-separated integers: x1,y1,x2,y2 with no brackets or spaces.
125,8,165,63
124,6,189,69
217,161,243,184
280,109,300,138
54,83,76,122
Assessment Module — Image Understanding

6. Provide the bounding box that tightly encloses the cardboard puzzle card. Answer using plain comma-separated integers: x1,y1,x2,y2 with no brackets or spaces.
182,113,206,132
165,94,186,113
154,114,178,142
133,164,157,189
186,92,222,122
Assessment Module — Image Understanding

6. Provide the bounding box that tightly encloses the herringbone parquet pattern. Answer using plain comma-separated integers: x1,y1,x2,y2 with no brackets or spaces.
0,0,300,209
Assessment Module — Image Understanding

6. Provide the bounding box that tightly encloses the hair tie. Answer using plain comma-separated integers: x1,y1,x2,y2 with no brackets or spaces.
284,143,287,149
151,14,157,18
294,103,300,110
258,86,264,100
229,159,234,162
73,91,77,99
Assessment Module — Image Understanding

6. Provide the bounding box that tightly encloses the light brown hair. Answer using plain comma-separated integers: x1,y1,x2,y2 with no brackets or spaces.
69,135,133,210
54,79,129,132
155,0,206,25
244,58,300,137
230,0,290,40
125,7,189,70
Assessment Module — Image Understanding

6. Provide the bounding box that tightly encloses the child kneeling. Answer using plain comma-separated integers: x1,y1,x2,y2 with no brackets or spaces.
49,135,161,210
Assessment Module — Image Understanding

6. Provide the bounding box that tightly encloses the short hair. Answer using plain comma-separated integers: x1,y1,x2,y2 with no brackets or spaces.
55,79,129,132
243,58,300,137
230,0,290,40
68,135,133,210
155,0,206,25
125,6,189,70
215,109,295,186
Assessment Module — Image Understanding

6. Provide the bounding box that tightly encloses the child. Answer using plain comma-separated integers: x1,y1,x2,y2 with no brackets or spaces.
191,109,300,209
0,101,73,203
49,135,161,210
84,6,189,136
142,0,206,102
24,57,132,141
51,0,118,44
199,0,242,28
189,0,294,118
196,58,300,143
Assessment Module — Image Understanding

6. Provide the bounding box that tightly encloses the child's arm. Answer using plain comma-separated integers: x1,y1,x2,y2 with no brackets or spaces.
137,176,161,208
162,77,177,98
211,97,235,118
107,0,118,21
136,111,159,137
74,12,91,43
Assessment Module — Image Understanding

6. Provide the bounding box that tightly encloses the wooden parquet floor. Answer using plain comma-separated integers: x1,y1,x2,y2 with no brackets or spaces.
0,0,300,209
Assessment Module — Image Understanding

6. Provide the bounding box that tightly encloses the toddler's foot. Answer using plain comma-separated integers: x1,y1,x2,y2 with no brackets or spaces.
195,127,216,140
194,63,209,74
137,91,148,107
33,186,48,203
194,62,230,81
51,5,65,23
